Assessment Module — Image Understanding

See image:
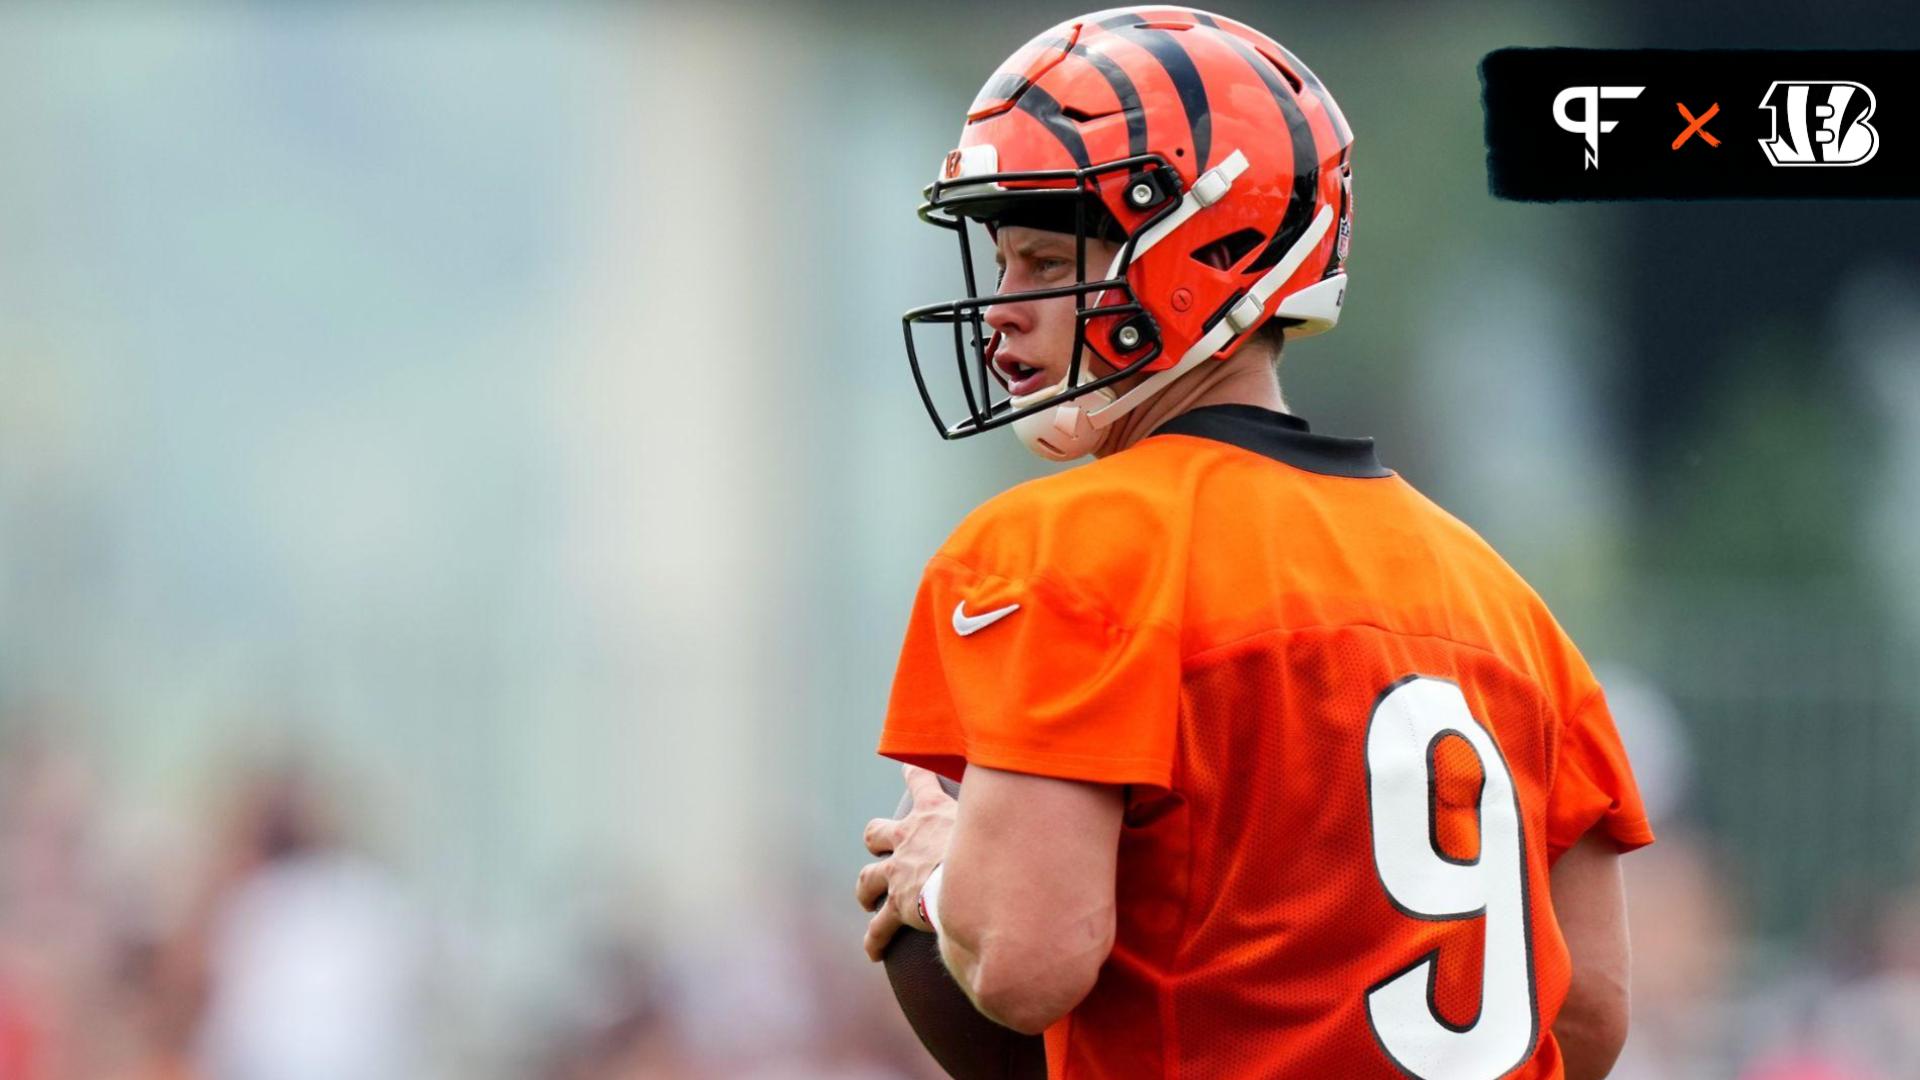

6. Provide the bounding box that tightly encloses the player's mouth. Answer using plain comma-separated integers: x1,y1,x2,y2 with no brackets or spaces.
995,354,1055,397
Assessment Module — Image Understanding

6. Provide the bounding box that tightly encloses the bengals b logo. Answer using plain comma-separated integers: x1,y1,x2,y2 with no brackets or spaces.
1758,81,1880,167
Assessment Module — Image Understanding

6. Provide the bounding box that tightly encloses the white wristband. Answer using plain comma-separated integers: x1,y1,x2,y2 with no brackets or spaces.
916,863,947,936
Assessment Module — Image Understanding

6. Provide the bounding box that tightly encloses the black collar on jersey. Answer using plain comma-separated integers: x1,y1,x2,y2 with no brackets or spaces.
1148,403,1391,478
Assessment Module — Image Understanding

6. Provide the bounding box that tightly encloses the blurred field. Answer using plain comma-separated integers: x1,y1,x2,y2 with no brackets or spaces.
0,2,1917,1077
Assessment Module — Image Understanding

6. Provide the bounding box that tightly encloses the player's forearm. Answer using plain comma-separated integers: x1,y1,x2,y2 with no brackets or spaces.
928,766,1123,1034
938,916,1099,1035
936,872,1111,1035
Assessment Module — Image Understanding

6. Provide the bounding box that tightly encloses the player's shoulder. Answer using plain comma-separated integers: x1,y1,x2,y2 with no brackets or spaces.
923,448,1194,623
940,450,1178,561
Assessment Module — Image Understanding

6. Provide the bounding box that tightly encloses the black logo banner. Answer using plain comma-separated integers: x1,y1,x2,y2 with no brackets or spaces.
1481,48,1920,200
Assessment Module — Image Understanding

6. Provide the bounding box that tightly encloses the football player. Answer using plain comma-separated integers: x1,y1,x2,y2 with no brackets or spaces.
855,8,1651,1078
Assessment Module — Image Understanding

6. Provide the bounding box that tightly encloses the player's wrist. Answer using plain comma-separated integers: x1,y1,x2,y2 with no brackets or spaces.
916,863,946,935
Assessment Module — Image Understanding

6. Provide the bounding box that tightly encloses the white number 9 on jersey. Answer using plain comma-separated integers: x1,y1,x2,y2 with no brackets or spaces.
1365,676,1538,1079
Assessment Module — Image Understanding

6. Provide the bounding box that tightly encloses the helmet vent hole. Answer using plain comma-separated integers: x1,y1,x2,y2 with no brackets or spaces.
1191,229,1265,271
1255,45,1306,95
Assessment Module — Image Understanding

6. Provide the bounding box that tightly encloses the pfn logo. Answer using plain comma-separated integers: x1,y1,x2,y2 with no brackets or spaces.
1758,81,1879,166
1553,85,1645,169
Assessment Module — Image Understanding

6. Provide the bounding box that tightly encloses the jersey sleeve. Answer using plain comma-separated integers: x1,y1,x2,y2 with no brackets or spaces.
1546,686,1655,860
877,551,1183,791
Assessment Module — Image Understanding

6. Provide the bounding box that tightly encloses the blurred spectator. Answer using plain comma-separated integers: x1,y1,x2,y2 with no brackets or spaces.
535,922,695,1079
186,767,426,1080
1738,1053,1889,1080
529,867,936,1079
0,733,114,1079
1596,670,1742,1079
1594,665,1693,829
1776,882,1920,1077
1612,828,1744,1079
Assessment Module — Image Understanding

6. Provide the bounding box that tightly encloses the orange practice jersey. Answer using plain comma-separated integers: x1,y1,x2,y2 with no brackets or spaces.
878,404,1653,1079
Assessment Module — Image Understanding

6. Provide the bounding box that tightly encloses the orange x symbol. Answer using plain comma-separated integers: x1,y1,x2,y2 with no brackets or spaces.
1673,102,1721,149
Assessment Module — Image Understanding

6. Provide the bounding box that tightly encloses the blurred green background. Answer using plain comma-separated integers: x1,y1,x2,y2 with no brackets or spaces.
0,2,1916,1077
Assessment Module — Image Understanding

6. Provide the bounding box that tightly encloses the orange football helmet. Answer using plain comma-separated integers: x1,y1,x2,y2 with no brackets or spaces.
903,6,1354,459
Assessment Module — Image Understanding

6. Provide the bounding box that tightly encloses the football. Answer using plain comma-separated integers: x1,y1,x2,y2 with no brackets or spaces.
882,781,1047,1079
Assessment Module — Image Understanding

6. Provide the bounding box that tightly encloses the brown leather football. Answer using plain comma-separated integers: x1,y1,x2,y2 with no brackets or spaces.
882,781,1047,1079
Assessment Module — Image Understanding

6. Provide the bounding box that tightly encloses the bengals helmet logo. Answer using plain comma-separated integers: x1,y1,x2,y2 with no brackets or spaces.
938,145,998,184
1758,81,1879,167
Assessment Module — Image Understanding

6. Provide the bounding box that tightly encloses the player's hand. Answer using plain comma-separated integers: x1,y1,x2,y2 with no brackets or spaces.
855,764,957,961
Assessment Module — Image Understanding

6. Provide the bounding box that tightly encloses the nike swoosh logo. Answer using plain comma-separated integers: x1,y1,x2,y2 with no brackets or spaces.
952,600,1021,636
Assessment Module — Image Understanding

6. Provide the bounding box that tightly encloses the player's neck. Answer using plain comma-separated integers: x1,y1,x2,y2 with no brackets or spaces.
1094,352,1287,459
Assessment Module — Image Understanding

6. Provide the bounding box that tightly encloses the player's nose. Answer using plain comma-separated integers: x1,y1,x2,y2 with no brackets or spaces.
982,294,1031,339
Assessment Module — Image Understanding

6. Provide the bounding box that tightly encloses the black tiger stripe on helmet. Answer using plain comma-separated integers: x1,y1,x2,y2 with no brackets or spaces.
1209,29,1322,275
1193,10,1354,146
1088,12,1213,171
